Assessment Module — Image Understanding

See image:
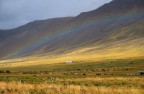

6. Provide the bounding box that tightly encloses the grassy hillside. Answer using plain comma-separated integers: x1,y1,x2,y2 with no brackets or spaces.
0,0,144,61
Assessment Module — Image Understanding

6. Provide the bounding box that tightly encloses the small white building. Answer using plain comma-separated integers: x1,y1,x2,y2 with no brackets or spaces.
66,60,74,64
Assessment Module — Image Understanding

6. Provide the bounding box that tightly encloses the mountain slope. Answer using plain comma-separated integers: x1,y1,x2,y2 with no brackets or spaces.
0,0,144,66
0,17,73,58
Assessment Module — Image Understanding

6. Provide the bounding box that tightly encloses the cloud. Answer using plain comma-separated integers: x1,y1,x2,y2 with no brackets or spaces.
0,0,112,29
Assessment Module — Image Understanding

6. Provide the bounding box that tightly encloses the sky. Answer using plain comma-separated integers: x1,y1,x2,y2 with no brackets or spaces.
0,0,112,30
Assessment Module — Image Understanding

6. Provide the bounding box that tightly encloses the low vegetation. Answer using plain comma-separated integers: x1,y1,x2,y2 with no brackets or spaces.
0,59,144,94
0,81,144,94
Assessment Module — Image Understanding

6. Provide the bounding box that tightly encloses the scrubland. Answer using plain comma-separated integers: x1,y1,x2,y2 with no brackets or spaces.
0,59,144,94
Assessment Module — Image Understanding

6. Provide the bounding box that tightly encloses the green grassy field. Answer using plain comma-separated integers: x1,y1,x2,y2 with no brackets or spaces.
0,59,144,94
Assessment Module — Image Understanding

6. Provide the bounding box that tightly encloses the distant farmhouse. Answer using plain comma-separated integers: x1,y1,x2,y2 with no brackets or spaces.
66,60,75,64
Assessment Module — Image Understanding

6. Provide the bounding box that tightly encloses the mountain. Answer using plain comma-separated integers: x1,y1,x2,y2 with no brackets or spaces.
0,17,73,59
0,0,144,66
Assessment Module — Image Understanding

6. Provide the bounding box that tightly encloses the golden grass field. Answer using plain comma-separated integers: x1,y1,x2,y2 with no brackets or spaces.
0,77,144,94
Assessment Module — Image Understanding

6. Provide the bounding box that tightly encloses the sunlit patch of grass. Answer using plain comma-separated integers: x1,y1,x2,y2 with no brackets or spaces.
0,82,143,94
0,40,144,67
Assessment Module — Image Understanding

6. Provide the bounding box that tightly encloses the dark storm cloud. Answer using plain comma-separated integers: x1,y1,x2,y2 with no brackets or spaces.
0,0,112,29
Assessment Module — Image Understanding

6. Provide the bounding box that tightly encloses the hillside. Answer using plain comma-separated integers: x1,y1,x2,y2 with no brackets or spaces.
0,0,144,66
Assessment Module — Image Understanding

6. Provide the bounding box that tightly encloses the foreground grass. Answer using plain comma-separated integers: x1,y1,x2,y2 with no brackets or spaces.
0,81,144,94
0,76,144,94
0,59,144,94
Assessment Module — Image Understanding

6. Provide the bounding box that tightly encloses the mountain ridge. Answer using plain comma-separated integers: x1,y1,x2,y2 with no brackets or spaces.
0,0,144,66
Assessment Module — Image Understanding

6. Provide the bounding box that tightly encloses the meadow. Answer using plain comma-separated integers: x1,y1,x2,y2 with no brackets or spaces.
0,59,144,94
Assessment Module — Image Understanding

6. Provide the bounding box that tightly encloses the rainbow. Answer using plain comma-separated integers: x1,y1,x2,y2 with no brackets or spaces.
5,10,144,59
